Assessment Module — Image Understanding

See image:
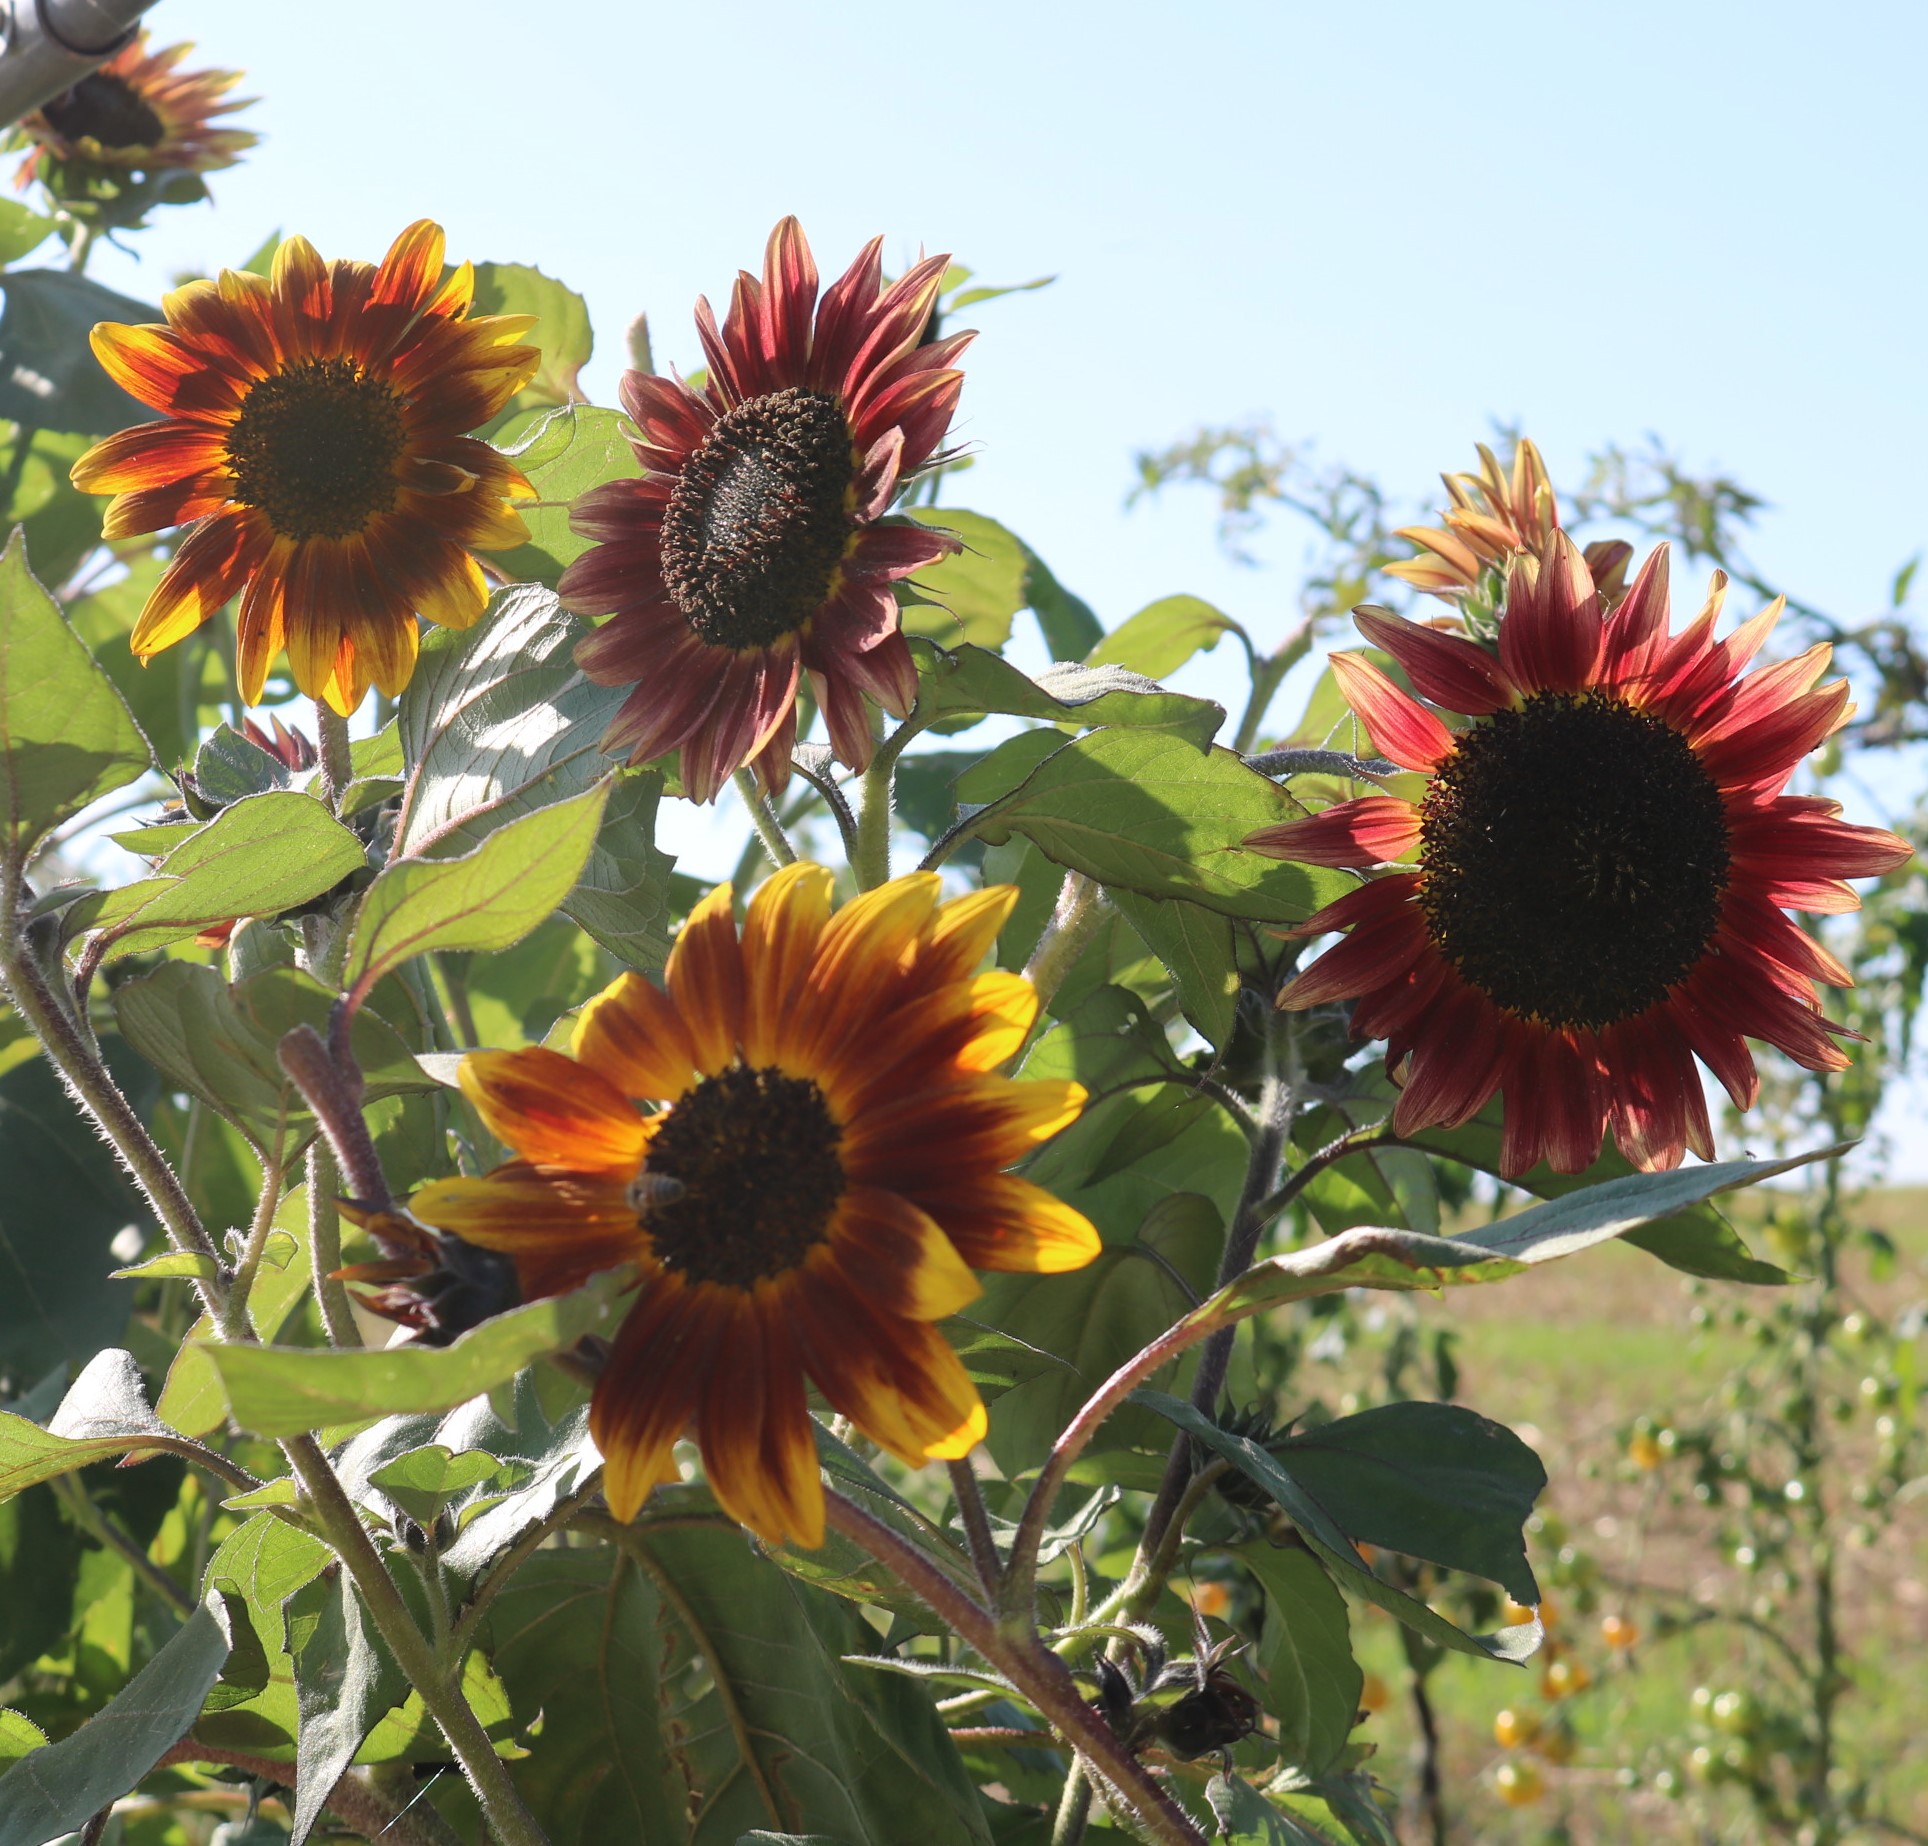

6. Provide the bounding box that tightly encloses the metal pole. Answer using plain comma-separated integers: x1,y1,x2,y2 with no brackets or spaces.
0,0,160,131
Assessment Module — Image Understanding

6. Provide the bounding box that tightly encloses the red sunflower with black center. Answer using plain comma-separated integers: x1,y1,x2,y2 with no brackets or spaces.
12,31,255,188
70,220,539,714
560,216,972,803
405,864,1099,1546
1247,535,1913,1178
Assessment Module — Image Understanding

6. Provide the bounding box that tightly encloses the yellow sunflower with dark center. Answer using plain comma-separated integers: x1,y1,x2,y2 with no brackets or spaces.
13,32,255,187
406,865,1099,1546
70,221,539,714
1248,536,1913,1177
561,216,973,802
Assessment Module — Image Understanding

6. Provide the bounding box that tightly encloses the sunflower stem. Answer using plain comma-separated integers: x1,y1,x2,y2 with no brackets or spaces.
285,1434,553,1846
948,1458,1003,1595
1021,872,1106,1018
219,1112,290,1342
314,701,353,812
308,1141,362,1348
822,1488,1207,1846
0,863,226,1320
852,752,894,889
733,768,799,868
1050,1762,1094,1846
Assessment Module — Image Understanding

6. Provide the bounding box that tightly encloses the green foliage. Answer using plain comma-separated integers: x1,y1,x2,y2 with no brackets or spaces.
0,270,156,436
487,405,641,584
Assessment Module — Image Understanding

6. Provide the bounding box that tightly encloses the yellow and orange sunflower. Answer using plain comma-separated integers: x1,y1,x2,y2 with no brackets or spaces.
13,32,255,187
406,865,1099,1546
562,216,972,802
70,221,539,714
1388,437,1631,607
1248,536,1912,1178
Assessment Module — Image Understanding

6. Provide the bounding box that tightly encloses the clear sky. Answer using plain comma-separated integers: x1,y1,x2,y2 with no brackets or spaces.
73,0,1928,1172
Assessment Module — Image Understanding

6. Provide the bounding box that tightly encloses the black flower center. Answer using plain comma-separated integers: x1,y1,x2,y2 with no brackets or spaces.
225,358,407,542
42,73,164,152
660,386,855,650
637,1064,845,1288
1417,692,1730,1031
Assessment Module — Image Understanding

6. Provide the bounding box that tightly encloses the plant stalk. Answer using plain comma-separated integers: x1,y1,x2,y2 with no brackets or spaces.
314,701,354,812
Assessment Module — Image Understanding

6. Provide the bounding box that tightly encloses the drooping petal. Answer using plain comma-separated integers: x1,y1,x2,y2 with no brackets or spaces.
1246,796,1421,867
1329,652,1456,772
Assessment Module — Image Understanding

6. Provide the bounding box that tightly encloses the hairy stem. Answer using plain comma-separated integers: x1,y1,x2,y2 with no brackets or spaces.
853,751,894,889
948,1458,1003,1596
220,1117,289,1342
314,701,353,812
734,767,800,867
285,1434,551,1846
157,1741,464,1846
1021,871,1106,1018
307,1140,361,1348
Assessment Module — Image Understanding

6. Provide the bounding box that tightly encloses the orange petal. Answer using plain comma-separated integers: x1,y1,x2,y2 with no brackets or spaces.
740,862,835,1067
591,1273,713,1522
920,883,1020,986
373,218,447,313
694,1290,823,1546
573,971,701,1103
459,1047,647,1172
828,1187,982,1321
926,1173,1101,1274
663,882,745,1076
408,1167,643,1300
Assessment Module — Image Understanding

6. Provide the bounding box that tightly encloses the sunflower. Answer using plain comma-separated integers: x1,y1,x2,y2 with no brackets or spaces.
1388,437,1631,607
406,865,1099,1546
70,221,539,714
561,217,972,803
1247,536,1912,1178
13,32,255,188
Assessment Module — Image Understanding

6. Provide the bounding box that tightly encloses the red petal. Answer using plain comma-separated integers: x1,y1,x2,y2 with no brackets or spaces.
1497,532,1604,695
1330,653,1454,772
1247,796,1422,868
1352,606,1514,715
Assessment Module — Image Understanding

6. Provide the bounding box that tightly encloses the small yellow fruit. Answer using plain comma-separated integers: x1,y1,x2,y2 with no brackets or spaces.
1536,1721,1578,1765
1494,1760,1545,1807
1357,1673,1391,1715
1600,1615,1639,1650
1541,1657,1592,1700
1492,1707,1539,1749
1503,1593,1555,1630
1628,1431,1663,1469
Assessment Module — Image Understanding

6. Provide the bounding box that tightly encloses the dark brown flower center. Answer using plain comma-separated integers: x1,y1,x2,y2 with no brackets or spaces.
225,358,407,542
659,386,855,650
1417,692,1730,1031
42,72,164,152
636,1063,845,1288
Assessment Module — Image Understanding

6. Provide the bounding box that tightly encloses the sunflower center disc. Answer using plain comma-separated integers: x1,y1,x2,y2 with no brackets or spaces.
640,1064,845,1288
1417,692,1730,1031
42,73,165,151
225,357,407,542
660,386,855,650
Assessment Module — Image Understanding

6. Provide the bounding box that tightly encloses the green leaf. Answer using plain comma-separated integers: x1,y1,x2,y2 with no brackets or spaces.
393,585,673,967
971,728,1345,921
109,1249,221,1282
0,525,149,864
0,1710,45,1775
0,1484,78,1680
113,962,435,1155
1025,548,1103,659
197,1512,329,1751
0,1038,157,1379
900,510,1028,649
203,1267,632,1436
1235,1543,1361,1778
1138,1392,1536,1666
1204,1144,1841,1324
0,1597,230,1846
0,201,55,267
486,405,641,585
284,1566,405,1846
1271,1403,1546,1605
0,1349,222,1501
85,790,366,959
470,261,592,416
343,779,610,1002
0,270,156,436
910,641,1224,746
492,1524,993,1846
1087,594,1242,680
1108,890,1240,1047
367,1444,509,1526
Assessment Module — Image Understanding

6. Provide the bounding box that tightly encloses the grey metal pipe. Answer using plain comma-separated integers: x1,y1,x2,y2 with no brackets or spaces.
0,0,160,132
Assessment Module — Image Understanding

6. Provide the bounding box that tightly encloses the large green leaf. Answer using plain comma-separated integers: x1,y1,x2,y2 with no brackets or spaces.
910,640,1223,745
1271,1403,1546,1605
902,509,1102,657
0,270,155,436
0,201,55,267
84,790,366,960
471,261,592,416
196,1512,330,1758
0,526,149,865
113,962,435,1155
343,779,610,1001
284,1566,405,1845
1235,1543,1361,1779
1086,593,1242,680
972,728,1344,922
0,1037,157,1382
491,1519,993,1846
1108,889,1240,1047
393,584,673,967
203,1267,631,1436
0,1598,230,1846
486,405,642,585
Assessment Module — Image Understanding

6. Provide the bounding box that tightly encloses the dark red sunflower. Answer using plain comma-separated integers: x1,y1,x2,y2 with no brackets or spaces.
560,216,972,803
13,31,255,187
406,865,1098,1546
70,221,539,714
1247,535,1913,1177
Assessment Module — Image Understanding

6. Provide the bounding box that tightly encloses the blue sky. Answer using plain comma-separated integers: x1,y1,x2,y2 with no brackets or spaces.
76,0,1928,1170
